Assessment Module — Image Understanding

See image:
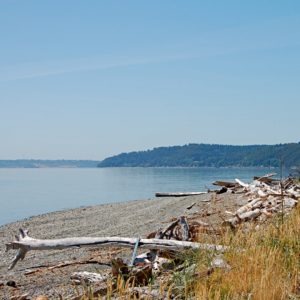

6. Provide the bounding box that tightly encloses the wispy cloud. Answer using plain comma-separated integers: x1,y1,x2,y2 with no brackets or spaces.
0,49,230,82
0,55,172,81
0,15,299,82
0,52,213,82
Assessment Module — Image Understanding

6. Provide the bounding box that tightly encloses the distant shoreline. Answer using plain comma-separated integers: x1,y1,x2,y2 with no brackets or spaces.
0,161,279,169
2,142,300,169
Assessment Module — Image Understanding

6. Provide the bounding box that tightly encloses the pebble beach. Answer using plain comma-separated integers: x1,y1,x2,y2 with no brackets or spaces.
0,193,244,298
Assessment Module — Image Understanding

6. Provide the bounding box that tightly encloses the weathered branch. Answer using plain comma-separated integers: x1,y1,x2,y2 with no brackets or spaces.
24,259,110,275
6,229,227,269
155,218,180,239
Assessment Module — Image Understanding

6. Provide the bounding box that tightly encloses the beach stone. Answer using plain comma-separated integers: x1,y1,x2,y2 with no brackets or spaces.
211,256,231,270
6,279,17,288
284,198,297,208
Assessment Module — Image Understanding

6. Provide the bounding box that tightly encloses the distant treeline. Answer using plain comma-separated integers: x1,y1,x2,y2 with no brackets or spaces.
0,160,99,168
98,143,300,168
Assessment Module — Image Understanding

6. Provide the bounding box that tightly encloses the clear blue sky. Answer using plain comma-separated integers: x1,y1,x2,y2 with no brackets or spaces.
0,1,299,160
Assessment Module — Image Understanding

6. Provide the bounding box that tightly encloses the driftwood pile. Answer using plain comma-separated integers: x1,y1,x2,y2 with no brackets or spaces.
213,174,300,227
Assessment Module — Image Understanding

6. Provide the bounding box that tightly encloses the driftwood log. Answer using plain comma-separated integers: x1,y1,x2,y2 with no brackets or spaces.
6,229,227,270
212,181,237,188
253,173,278,183
155,192,207,197
226,208,262,226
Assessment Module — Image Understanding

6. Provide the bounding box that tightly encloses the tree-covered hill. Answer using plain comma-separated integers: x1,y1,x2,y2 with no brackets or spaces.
98,143,300,168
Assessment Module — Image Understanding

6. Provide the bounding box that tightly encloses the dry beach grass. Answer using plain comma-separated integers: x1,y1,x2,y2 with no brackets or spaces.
195,204,300,299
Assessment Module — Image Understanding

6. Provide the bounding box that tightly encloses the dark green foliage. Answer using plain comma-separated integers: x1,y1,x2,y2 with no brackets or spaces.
98,142,300,168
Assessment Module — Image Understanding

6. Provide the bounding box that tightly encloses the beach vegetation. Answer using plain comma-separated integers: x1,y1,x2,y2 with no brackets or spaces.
194,205,300,299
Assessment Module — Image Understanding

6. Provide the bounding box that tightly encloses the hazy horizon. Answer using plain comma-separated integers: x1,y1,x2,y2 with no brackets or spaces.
0,141,299,161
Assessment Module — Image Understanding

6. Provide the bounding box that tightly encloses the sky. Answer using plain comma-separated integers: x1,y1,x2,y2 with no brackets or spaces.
0,1,299,160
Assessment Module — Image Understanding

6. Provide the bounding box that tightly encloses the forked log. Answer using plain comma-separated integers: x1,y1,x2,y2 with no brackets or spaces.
153,219,178,239
6,229,227,270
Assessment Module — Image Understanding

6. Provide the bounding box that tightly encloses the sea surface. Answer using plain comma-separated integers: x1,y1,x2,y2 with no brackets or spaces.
0,167,281,226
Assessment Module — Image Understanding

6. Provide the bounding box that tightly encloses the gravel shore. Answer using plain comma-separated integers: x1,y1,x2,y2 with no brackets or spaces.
0,193,245,298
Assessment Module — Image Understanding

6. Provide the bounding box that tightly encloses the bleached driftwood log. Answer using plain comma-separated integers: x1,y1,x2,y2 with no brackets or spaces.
236,198,262,215
226,208,262,226
6,229,227,270
235,178,249,188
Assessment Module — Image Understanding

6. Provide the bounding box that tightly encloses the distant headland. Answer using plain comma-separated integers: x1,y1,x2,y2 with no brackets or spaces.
98,142,300,168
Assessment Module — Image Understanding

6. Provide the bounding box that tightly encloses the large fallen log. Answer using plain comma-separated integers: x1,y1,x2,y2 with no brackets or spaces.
6,229,227,270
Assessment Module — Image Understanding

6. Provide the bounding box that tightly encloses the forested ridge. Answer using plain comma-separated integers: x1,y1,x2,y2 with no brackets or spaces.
98,143,300,168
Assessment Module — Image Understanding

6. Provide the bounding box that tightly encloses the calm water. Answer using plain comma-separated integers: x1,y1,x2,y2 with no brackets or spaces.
0,167,279,225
